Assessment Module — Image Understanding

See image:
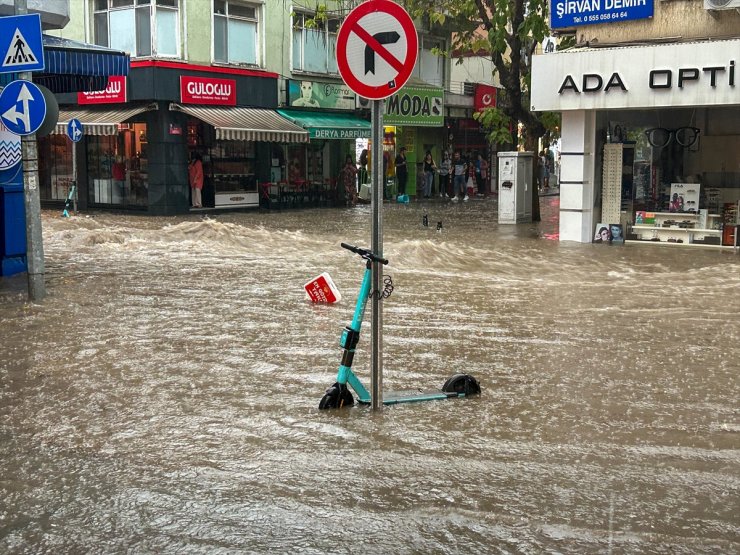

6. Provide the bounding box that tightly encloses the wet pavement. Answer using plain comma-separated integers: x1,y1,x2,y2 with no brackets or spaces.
1,196,738,553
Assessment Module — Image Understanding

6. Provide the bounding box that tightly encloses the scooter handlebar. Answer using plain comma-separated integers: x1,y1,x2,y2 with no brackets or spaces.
340,243,389,265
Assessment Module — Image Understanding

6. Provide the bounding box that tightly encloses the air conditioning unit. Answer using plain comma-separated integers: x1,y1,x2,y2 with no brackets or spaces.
463,82,475,95
704,0,740,9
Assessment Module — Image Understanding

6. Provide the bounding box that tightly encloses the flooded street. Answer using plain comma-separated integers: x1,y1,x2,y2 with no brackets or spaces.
1,197,738,553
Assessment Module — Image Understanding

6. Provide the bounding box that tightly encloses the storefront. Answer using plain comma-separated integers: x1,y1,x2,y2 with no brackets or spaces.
277,79,370,194
383,81,446,197
46,61,308,214
2,35,129,276
531,39,740,246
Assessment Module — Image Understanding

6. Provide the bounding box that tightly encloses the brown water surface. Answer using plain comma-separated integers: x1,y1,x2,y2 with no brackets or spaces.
1,198,738,553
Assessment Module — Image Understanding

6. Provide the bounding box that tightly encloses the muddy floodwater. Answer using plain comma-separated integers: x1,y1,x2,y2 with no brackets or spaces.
1,198,738,553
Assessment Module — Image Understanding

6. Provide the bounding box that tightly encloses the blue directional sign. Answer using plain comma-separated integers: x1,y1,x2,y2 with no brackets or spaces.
0,13,44,73
0,79,47,136
67,118,83,142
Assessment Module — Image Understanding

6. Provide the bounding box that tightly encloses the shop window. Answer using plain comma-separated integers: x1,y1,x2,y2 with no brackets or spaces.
291,12,339,74
207,139,257,195
413,36,445,87
38,135,74,202
287,144,306,183
86,123,148,207
93,0,180,58
213,0,259,66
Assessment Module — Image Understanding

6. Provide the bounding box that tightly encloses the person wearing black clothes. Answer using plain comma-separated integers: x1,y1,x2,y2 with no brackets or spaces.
422,150,436,198
395,147,408,197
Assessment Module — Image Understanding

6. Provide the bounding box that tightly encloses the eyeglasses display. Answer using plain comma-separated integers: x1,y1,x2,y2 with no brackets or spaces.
644,126,700,148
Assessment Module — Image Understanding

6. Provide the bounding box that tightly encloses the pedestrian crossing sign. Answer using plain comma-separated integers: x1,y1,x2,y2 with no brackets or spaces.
0,14,44,74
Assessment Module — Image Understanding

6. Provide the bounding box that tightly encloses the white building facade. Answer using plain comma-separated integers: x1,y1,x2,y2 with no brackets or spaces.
532,1,740,245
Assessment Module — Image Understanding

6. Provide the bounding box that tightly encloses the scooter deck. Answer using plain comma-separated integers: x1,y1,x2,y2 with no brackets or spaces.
358,390,463,405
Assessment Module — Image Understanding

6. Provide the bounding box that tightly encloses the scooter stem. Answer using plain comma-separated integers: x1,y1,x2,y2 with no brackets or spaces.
336,260,372,402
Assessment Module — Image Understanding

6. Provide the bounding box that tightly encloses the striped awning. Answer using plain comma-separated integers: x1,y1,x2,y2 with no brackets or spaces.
1,36,129,94
169,103,309,143
54,104,156,136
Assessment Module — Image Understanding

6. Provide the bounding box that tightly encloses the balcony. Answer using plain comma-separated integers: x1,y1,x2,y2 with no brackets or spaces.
0,0,69,30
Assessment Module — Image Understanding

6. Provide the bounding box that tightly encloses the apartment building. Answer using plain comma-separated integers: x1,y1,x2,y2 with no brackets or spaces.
531,0,740,246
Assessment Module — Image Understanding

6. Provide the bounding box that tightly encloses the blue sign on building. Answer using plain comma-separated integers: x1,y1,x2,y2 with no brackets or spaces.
0,13,45,73
0,79,47,136
551,0,654,29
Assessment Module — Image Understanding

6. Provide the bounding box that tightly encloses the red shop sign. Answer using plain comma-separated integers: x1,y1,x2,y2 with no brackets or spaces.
78,75,127,105
180,76,236,105
474,84,497,111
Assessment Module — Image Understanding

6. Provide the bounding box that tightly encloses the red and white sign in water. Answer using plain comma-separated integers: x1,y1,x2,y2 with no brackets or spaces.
304,273,341,304
180,76,236,105
78,75,127,105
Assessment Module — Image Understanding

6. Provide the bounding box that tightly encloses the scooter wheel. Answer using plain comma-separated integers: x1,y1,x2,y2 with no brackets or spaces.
442,374,481,395
318,382,354,410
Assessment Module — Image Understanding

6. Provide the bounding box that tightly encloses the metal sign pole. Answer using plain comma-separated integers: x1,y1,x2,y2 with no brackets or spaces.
370,99,385,410
72,141,78,214
16,0,45,301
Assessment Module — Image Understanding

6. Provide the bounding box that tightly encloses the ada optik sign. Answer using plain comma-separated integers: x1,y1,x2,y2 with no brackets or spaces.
551,0,653,29
530,40,739,112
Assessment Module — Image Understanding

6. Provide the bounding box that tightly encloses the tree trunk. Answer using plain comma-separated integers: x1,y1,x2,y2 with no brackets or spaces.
525,134,541,222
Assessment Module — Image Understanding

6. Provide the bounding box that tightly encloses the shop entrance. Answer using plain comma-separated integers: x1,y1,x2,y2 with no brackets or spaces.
187,118,258,209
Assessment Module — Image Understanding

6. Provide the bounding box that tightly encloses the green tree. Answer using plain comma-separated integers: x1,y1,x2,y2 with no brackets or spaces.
402,0,564,220
302,0,561,217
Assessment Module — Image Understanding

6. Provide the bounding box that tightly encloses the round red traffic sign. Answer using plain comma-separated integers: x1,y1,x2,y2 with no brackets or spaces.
336,0,418,100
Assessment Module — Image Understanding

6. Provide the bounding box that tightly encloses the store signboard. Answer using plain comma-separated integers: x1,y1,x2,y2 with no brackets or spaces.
384,86,444,127
180,76,236,105
78,76,127,105
474,84,497,112
288,80,355,110
550,0,653,29
531,39,740,111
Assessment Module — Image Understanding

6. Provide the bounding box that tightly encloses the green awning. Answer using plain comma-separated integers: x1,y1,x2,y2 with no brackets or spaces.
277,110,370,140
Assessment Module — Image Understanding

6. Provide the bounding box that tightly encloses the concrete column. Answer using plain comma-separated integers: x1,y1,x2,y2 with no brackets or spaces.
559,110,597,243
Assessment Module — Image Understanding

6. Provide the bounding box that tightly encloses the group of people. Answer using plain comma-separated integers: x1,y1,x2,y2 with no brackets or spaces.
338,147,491,207
396,148,489,202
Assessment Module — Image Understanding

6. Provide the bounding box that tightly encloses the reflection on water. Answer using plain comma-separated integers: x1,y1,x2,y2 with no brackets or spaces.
1,198,739,553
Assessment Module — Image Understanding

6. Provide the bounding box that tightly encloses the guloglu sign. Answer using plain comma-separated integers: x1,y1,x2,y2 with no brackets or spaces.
78,75,127,105
180,76,236,105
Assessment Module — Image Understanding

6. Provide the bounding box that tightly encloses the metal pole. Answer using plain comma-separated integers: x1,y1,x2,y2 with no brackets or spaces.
72,141,78,214
370,99,385,410
16,0,45,301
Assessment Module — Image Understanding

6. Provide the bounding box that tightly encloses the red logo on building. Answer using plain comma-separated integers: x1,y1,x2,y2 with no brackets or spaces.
78,76,127,105
180,76,236,105
474,84,497,111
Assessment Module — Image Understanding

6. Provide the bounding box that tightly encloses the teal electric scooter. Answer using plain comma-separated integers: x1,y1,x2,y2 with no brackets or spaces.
319,243,481,409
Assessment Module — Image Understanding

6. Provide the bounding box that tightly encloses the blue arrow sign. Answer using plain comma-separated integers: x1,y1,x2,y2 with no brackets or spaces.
67,118,83,142
0,14,44,73
0,79,47,136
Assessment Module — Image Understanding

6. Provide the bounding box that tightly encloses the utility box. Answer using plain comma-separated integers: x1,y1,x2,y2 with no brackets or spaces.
497,151,533,224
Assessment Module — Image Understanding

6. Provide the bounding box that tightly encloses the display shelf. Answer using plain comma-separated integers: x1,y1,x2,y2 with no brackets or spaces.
632,225,721,234
631,210,723,245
